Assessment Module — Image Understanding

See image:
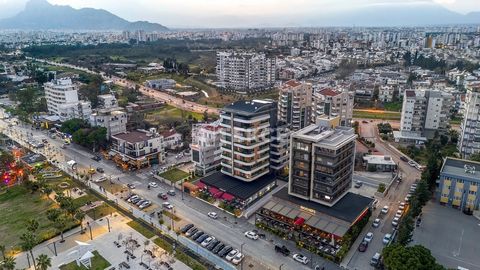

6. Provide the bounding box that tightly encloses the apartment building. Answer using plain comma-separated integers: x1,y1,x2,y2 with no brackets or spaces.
220,100,278,182
439,157,480,213
278,80,313,132
312,88,354,127
216,51,275,93
288,117,357,207
378,85,395,102
44,78,92,122
190,121,222,176
110,128,165,170
399,89,453,140
458,83,480,159
89,94,127,138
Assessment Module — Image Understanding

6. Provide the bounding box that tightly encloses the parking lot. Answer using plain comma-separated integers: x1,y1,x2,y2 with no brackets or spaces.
413,202,480,270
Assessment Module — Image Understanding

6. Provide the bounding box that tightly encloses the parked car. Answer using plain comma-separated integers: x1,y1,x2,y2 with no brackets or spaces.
208,212,218,219
212,243,225,254
408,160,416,167
364,232,374,243
167,190,176,196
383,233,392,244
149,182,158,188
354,181,363,188
399,202,406,210
207,240,219,250
181,224,194,234
96,167,104,173
192,231,204,241
381,205,389,214
196,234,209,244
139,201,151,209
275,245,290,256
392,217,400,227
292,253,309,265
201,236,215,247
127,183,136,189
358,240,368,252
185,227,198,237
92,155,101,161
400,156,408,162
157,193,168,200
231,252,244,265
372,218,380,228
218,246,233,257
162,202,173,209
226,249,239,261
395,210,403,218
127,195,139,203
244,231,259,240
371,253,381,266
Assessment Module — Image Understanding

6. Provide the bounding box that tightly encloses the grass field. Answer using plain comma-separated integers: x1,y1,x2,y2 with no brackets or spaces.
144,105,206,125
59,250,111,270
0,186,56,250
126,220,155,239
85,203,116,220
353,109,401,120
383,101,402,112
158,168,189,183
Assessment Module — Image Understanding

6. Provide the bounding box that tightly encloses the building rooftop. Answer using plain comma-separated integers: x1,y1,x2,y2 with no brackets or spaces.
262,188,373,237
441,157,480,182
405,90,417,98
222,100,275,116
293,124,356,147
200,171,276,201
318,88,340,97
363,155,396,166
112,130,156,144
283,80,302,88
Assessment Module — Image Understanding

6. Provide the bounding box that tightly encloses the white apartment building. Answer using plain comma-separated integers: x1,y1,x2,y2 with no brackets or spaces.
278,80,313,132
190,121,222,176
89,94,127,138
459,83,480,158
312,88,354,127
220,100,277,182
161,129,183,150
44,78,92,122
379,85,394,102
399,89,453,139
110,128,165,170
216,51,275,93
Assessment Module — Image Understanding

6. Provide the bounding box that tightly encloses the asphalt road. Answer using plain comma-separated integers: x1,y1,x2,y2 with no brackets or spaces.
345,120,422,269
0,118,335,270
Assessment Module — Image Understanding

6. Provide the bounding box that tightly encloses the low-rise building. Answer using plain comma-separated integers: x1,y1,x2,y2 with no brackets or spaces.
145,79,176,90
363,155,397,172
161,129,183,150
110,128,165,170
439,157,480,213
89,94,127,138
312,88,354,127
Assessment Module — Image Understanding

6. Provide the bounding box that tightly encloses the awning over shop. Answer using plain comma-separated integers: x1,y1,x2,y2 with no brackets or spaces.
294,217,305,226
221,193,235,201
209,186,221,195
213,191,224,198
196,181,206,189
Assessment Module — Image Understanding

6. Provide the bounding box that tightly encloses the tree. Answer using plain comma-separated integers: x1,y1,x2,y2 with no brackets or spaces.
60,119,89,135
36,254,52,270
396,214,414,245
74,210,86,233
383,244,445,270
0,244,5,260
26,219,39,233
469,153,480,162
1,256,16,270
47,208,69,242
20,231,38,270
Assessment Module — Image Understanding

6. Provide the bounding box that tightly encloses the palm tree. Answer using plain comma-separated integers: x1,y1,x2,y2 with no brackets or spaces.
27,219,39,233
0,244,5,260
20,231,37,270
36,254,52,270
2,256,16,270
74,210,86,233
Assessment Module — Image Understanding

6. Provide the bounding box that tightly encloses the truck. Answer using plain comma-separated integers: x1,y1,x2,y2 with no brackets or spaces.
274,245,290,256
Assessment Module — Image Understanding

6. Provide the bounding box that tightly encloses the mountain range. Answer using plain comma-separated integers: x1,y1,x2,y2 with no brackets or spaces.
0,0,168,31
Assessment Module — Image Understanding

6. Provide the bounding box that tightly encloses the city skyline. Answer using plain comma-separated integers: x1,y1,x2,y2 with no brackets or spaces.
0,0,479,28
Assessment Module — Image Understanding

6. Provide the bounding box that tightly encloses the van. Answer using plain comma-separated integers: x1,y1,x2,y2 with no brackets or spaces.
370,252,381,266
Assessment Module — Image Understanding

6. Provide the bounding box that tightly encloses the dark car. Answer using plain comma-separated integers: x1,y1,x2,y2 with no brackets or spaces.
274,245,290,256
185,227,198,237
400,156,409,162
358,240,368,252
207,240,219,250
192,231,204,241
97,167,104,173
157,193,168,200
212,243,225,254
181,224,194,234
167,190,176,196
92,155,101,161
218,246,233,257
196,234,209,243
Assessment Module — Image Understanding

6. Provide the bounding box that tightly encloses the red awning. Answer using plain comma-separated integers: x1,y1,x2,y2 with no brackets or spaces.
196,181,206,189
294,217,305,226
209,186,221,195
221,193,235,201
213,192,224,198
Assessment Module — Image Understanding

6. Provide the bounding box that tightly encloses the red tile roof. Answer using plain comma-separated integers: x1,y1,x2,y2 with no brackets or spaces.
319,88,340,97
284,80,302,88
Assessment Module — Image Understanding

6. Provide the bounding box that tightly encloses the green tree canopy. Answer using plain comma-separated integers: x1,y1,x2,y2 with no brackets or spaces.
383,244,445,270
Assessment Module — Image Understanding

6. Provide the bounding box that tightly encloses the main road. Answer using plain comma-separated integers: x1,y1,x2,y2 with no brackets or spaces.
27,57,220,115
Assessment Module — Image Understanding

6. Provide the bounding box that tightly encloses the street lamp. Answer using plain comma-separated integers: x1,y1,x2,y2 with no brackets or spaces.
240,243,245,270
86,222,93,240
106,217,111,232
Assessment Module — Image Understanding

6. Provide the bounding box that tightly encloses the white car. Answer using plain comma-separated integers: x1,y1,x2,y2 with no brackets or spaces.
225,249,239,261
372,218,381,228
201,236,215,247
244,231,259,240
231,252,244,265
392,217,400,227
381,205,389,214
395,210,403,218
162,202,173,209
149,182,158,188
383,233,392,244
364,232,374,243
408,160,416,167
207,212,218,219
293,253,309,265
399,202,406,210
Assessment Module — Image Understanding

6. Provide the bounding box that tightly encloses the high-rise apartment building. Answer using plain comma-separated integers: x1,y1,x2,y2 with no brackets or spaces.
278,80,313,132
312,88,354,127
190,121,222,176
288,117,357,206
216,51,275,93
44,78,92,122
459,84,480,158
220,100,278,182
399,89,453,136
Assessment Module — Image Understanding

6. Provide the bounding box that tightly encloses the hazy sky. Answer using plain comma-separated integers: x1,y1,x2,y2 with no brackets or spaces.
0,0,478,27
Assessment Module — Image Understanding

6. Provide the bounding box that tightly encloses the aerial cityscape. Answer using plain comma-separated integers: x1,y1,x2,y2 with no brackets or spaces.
0,0,479,270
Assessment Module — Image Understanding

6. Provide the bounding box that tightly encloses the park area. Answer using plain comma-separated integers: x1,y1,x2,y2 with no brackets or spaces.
59,251,111,270
158,168,190,183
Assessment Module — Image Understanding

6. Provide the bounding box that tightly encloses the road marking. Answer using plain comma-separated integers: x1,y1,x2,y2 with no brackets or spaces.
453,229,464,257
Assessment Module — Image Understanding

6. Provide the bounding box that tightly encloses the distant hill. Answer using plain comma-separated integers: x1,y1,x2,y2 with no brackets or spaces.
0,0,168,31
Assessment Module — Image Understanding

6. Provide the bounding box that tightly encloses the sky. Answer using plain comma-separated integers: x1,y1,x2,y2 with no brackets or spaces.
0,0,478,28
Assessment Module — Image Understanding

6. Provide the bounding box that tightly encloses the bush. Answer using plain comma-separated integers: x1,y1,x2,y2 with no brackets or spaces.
377,183,386,193
368,164,377,172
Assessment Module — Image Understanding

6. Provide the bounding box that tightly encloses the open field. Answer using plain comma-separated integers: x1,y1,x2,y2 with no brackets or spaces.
144,105,208,125
353,109,401,120
158,168,190,183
